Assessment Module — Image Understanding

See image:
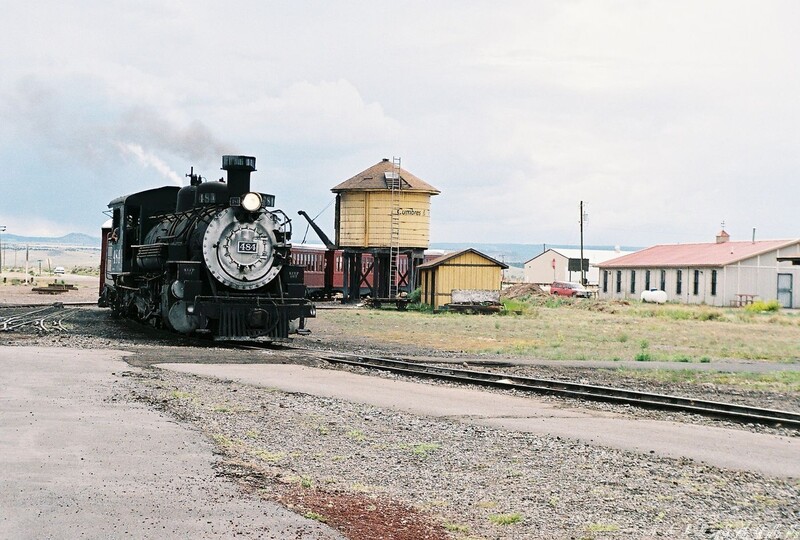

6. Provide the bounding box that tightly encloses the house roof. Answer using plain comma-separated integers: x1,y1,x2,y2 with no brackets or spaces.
418,248,508,270
598,239,799,268
524,247,633,266
331,159,440,194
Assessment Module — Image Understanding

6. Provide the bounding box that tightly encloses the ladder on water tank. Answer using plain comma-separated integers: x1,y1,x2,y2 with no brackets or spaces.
388,157,401,299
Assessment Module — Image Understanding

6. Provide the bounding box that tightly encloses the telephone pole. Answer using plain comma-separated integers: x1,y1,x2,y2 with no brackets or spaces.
579,201,587,285
0,225,5,274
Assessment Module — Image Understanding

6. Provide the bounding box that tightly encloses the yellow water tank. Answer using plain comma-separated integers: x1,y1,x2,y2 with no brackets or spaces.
332,159,440,249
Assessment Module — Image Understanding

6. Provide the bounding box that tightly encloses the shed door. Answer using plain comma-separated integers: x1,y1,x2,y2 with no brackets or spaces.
777,273,793,308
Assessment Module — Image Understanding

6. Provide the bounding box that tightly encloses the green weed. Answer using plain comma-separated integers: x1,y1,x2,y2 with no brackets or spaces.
347,429,366,442
489,513,523,525
411,442,441,457
586,522,620,532
211,433,234,447
252,449,285,462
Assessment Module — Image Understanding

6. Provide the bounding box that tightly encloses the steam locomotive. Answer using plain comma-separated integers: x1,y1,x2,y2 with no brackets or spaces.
98,155,315,340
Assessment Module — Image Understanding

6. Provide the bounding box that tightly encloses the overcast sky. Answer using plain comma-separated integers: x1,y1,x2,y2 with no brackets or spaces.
1,1,797,247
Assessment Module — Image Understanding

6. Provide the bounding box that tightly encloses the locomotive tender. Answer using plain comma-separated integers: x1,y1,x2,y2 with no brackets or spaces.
99,155,315,339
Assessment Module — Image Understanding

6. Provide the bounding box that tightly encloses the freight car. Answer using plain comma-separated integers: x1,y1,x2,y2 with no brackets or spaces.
290,243,445,300
98,155,315,339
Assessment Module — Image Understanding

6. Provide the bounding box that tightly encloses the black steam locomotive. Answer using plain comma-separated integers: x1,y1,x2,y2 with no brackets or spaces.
98,155,315,340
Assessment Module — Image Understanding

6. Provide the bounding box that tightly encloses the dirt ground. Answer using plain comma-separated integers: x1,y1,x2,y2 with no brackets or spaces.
0,272,100,304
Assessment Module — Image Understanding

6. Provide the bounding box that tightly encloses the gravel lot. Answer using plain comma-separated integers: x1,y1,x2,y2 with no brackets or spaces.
2,299,799,539
130,367,799,540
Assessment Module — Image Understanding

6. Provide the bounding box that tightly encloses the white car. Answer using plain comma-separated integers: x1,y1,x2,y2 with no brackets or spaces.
53,266,66,275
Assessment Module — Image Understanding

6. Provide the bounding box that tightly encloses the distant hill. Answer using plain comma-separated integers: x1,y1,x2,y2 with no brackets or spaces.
3,233,101,248
0,234,641,261
430,242,643,267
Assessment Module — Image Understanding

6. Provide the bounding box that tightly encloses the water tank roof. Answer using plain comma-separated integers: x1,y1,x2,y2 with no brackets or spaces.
332,160,440,194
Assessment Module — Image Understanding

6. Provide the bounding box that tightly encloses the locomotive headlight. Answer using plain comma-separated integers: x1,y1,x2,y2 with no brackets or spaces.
241,192,262,212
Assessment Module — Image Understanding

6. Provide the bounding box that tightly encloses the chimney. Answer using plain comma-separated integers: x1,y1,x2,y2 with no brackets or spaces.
222,155,256,200
716,229,730,244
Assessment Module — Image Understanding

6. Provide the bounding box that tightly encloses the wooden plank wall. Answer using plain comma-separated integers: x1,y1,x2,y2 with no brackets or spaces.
338,191,432,248
421,251,503,309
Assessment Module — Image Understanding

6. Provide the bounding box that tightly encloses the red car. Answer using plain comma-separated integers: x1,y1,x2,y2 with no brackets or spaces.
550,281,591,298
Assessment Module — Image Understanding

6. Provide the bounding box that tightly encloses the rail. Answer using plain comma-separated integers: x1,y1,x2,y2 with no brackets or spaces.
313,352,800,429
0,302,91,332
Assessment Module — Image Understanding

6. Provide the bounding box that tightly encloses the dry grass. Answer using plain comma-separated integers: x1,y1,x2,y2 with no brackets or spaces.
320,301,800,363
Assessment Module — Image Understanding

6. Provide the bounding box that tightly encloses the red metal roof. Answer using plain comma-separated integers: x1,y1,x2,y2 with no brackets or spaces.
598,239,799,268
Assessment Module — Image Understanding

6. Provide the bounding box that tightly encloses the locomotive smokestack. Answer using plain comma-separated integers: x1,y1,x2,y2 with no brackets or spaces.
222,155,256,200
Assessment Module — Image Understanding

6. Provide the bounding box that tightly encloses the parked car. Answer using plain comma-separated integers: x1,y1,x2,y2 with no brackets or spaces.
53,266,65,275
550,281,590,298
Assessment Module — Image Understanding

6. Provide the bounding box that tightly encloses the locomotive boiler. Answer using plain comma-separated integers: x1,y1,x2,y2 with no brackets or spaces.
99,155,315,339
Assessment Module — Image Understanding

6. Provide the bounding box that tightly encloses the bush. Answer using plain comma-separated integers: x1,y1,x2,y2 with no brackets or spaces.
407,303,433,313
744,300,780,313
406,287,421,304
697,310,723,321
501,299,527,315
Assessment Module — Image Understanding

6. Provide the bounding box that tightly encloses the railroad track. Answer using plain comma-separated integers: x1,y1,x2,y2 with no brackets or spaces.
0,303,86,333
308,350,800,430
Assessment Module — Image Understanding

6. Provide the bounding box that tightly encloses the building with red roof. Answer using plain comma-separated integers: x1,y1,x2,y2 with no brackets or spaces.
597,231,800,307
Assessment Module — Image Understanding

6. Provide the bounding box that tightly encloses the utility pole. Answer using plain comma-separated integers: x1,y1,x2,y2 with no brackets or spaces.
579,201,588,286
0,225,5,275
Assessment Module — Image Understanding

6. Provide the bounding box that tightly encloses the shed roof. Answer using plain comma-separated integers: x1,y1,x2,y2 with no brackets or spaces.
418,248,508,270
331,159,440,194
598,239,799,268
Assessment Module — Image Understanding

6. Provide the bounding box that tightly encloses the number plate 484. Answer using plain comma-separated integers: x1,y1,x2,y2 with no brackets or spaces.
237,241,258,254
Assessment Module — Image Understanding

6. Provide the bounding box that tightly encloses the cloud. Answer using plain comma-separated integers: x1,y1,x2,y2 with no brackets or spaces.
220,79,400,151
1,2,799,247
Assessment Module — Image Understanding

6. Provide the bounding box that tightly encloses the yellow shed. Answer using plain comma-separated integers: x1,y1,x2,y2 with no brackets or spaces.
418,249,508,310
332,158,440,249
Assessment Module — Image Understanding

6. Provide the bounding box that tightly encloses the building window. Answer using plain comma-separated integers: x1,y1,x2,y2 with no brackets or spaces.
711,270,717,296
603,271,608,293
616,271,622,293
645,270,651,290
630,270,636,294
693,270,700,295
676,270,682,295
660,270,666,292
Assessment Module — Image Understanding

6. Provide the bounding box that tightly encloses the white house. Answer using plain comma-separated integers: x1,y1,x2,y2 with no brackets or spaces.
524,248,633,285
597,231,800,308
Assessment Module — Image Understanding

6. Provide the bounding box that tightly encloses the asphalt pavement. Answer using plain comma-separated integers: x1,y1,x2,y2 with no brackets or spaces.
0,346,345,540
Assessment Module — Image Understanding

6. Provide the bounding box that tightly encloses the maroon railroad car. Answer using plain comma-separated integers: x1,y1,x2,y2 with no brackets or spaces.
291,243,445,299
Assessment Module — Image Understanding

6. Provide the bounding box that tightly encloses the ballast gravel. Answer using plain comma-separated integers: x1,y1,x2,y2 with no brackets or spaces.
127,367,799,540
